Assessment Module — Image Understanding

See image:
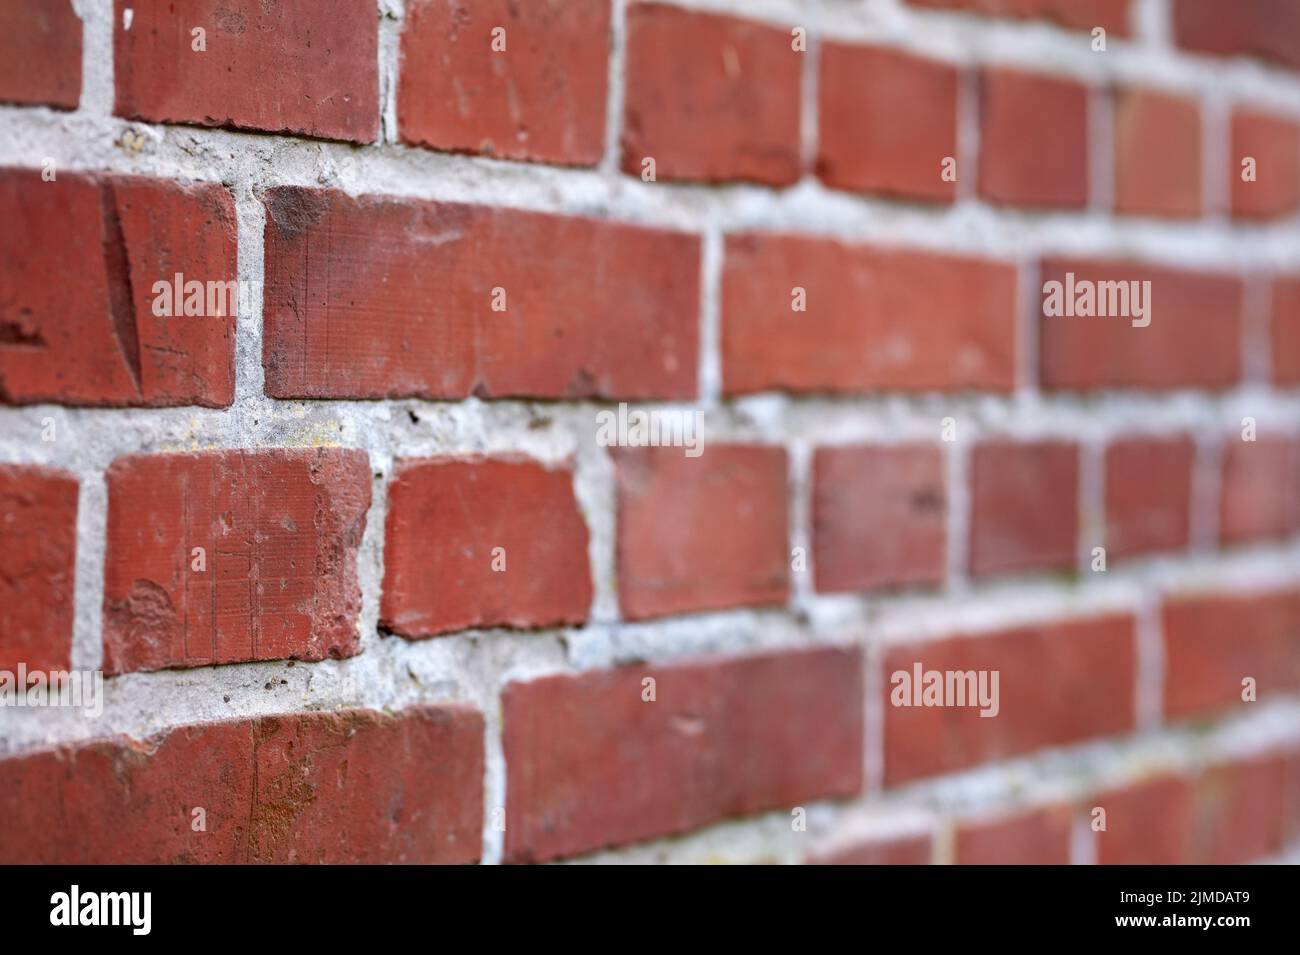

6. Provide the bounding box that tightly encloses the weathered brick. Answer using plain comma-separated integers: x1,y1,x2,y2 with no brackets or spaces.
1038,258,1243,391
1104,436,1193,558
817,43,958,203
398,0,609,166
722,233,1017,395
968,440,1079,578
1113,88,1202,219
1162,588,1300,720
615,445,789,620
102,449,371,674
812,444,946,594
621,3,801,185
1219,433,1300,545
1093,775,1194,864
1191,753,1289,864
0,0,81,109
955,805,1073,864
0,706,484,863
978,68,1089,208
1230,109,1300,220
1174,0,1300,71
380,456,592,638
883,615,1136,784
262,186,699,401
0,168,237,407
113,0,378,142
906,0,1132,35
502,647,863,863
0,465,79,672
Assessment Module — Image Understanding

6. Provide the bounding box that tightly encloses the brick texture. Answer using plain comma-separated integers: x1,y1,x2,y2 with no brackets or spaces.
0,0,81,110
0,706,484,863
262,186,699,401
817,43,958,203
1112,88,1202,219
722,233,1018,395
621,3,801,186
1162,588,1300,720
0,466,79,672
380,456,592,638
1192,753,1291,864
0,168,237,407
906,0,1132,35
978,68,1089,208
1230,109,1300,220
883,615,1136,784
502,647,864,863
968,440,1079,578
812,444,947,593
955,806,1074,864
1274,275,1300,385
1093,775,1195,865
1038,258,1243,391
807,832,933,865
1218,434,1300,545
1104,436,1194,559
398,0,609,166
102,449,371,674
1174,0,1300,71
113,0,379,142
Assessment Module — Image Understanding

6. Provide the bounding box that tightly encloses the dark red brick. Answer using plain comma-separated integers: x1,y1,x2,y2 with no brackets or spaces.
812,444,946,594
1191,753,1289,864
907,0,1132,35
113,0,378,142
502,646,864,863
0,0,81,109
883,615,1136,784
0,168,236,408
102,449,371,674
1093,774,1194,864
978,68,1089,209
968,440,1079,578
1274,274,1300,385
262,186,698,401
817,43,958,203
722,233,1017,395
955,805,1073,864
0,706,484,863
1219,434,1300,545
1038,258,1243,391
398,0,609,165
615,445,789,620
380,456,592,638
1230,109,1300,220
1174,0,1300,71
0,465,79,672
1113,88,1202,219
1104,436,1194,558
621,3,801,186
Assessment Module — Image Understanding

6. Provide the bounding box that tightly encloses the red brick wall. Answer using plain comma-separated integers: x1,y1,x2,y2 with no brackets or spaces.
0,0,1298,865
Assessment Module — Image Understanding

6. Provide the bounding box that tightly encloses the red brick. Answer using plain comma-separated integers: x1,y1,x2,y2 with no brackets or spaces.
102,449,371,675
968,440,1079,578
906,0,1132,36
1162,588,1300,720
113,0,378,142
722,233,1017,396
1191,753,1289,864
812,445,946,594
1038,258,1243,391
380,456,592,638
502,646,863,863
883,615,1135,784
398,0,609,166
1093,775,1194,865
817,43,958,203
1274,275,1300,385
1104,436,1193,559
807,831,932,865
0,466,78,672
0,706,484,863
978,68,1089,209
1219,434,1300,545
262,186,698,401
1112,88,1202,219
1230,109,1300,220
0,0,81,109
1174,0,1300,71
621,3,801,186
955,805,1073,864
615,445,789,620
0,168,236,407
